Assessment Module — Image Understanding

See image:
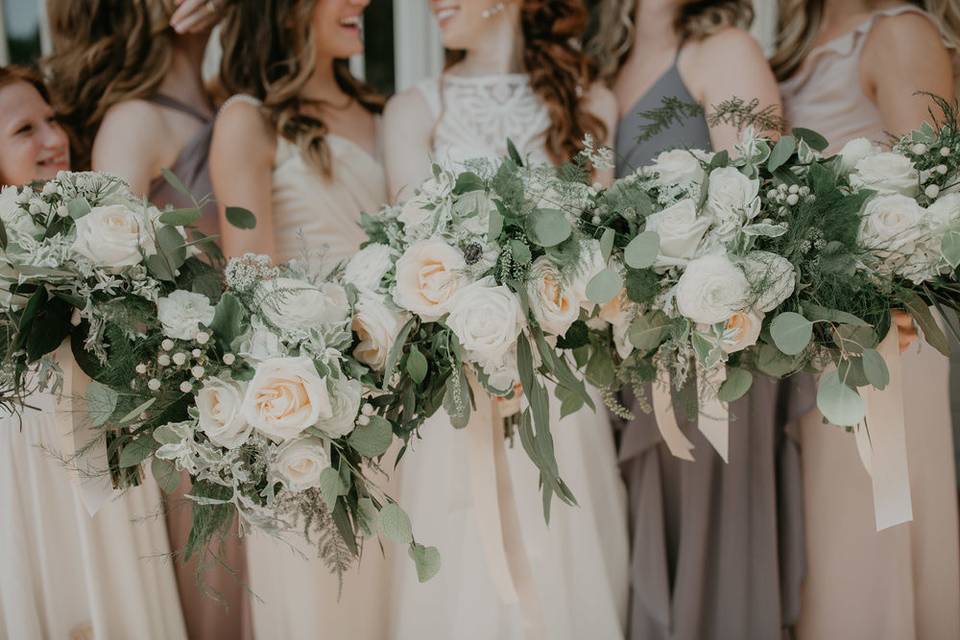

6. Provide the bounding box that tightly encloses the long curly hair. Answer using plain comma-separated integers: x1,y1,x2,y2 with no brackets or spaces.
43,0,175,170
586,0,754,84
218,0,384,175
772,0,960,82
446,0,605,165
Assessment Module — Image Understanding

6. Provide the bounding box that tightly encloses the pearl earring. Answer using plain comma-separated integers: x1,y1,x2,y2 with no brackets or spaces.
481,2,506,19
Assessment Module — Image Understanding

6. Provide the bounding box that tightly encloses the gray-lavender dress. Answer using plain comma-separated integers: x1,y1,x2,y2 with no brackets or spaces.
615,56,814,640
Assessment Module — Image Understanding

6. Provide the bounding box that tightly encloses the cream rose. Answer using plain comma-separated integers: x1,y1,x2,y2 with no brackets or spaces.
570,239,606,311
644,198,712,268
674,254,750,324
343,243,393,291
72,203,153,267
598,288,636,359
858,194,927,268
705,167,761,240
647,148,709,186
839,138,877,172
156,290,215,340
196,377,252,449
315,376,362,438
352,292,408,371
273,437,330,493
258,278,350,332
527,256,579,336
447,278,526,365
242,356,333,442
741,251,796,312
719,309,764,353
851,152,919,196
393,239,467,321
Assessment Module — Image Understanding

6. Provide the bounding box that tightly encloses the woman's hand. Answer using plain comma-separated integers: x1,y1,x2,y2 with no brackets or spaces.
892,309,918,353
170,0,224,35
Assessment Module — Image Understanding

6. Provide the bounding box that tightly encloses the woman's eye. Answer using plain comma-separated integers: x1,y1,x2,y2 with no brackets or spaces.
14,123,33,135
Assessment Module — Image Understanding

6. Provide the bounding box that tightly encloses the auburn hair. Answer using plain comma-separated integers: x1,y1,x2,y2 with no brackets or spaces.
0,65,50,101
43,0,175,170
587,0,754,84
447,0,606,165
218,0,384,175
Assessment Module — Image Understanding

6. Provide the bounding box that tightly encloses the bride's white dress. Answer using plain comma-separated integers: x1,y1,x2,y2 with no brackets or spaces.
222,95,394,640
0,392,188,639
388,74,629,640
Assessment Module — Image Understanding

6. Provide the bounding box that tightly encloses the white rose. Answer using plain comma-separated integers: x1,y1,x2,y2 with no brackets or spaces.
447,277,526,365
644,198,712,268
393,238,467,321
851,152,919,196
71,204,154,267
343,243,393,291
705,167,761,240
527,257,579,336
157,290,215,340
0,186,41,241
258,278,350,332
719,309,764,353
352,292,408,371
927,193,960,234
478,346,520,395
242,356,333,442
196,377,252,449
741,251,797,312
273,437,330,493
570,239,606,311
839,138,877,172
398,194,436,229
674,254,750,324
237,320,285,361
315,376,362,438
647,148,709,186
858,194,927,268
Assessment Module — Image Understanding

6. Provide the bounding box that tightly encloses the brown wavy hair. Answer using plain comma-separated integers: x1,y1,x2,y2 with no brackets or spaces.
43,0,175,170
446,0,605,165
772,0,960,82
218,0,384,174
587,0,755,83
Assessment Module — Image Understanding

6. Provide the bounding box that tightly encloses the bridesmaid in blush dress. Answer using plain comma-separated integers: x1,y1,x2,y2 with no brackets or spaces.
775,2,960,638
588,2,814,639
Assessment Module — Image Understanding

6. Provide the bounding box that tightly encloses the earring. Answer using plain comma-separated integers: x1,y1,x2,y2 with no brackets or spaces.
481,2,506,19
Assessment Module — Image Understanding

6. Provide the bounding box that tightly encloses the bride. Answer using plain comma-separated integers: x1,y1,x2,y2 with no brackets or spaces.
383,1,629,638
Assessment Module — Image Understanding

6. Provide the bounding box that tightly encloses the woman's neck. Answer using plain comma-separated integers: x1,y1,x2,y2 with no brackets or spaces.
452,10,524,76
823,0,901,25
300,58,348,104
631,0,680,53
157,33,211,112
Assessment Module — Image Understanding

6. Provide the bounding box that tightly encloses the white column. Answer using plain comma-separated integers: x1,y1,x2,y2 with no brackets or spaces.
751,0,778,56
392,0,443,92
0,0,9,66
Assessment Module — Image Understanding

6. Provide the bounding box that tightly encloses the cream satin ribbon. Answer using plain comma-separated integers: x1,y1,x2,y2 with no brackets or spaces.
465,375,546,640
651,362,695,461
53,340,117,516
853,323,913,531
650,361,730,462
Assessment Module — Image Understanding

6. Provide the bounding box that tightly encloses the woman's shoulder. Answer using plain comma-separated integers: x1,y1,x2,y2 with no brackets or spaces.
866,6,950,54
685,26,766,67
583,82,618,130
97,99,171,147
211,95,276,166
383,83,436,134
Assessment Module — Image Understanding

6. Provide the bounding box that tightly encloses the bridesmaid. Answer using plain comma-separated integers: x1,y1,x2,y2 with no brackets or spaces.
43,2,252,639
774,2,960,638
0,65,188,640
209,1,392,638
588,2,814,639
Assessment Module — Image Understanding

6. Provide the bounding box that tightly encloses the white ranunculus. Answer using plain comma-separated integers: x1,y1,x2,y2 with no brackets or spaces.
447,277,526,365
674,254,750,324
273,437,330,493
352,292,408,371
839,138,877,172
393,238,467,321
0,186,41,241
647,148,709,186
851,152,919,196
719,309,764,354
527,256,579,337
242,356,333,442
927,193,960,234
157,290,215,340
196,377,252,449
315,376,362,438
705,167,761,241
644,198,712,268
257,278,350,332
741,251,797,312
858,194,927,268
237,320,285,361
569,239,606,311
71,204,154,267
343,243,393,291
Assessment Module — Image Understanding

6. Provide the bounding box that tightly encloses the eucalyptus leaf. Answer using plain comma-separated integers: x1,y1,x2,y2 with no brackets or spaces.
488,208,503,239
406,345,428,385
801,303,869,327
816,370,865,427
225,206,256,230
585,347,616,388
357,497,378,536
152,457,181,495
156,224,187,269
158,208,202,227
209,293,246,347
623,231,660,269
161,168,193,199
84,381,119,427
792,127,829,152
318,467,347,510
770,312,813,355
832,324,877,354
119,436,160,469
901,290,949,356
527,209,572,248
628,311,670,352
767,136,797,173
380,503,413,544
408,543,442,582
943,230,960,268
861,348,890,390
585,268,622,305
453,172,485,194
118,397,157,424
66,197,91,219
510,240,532,265
718,368,753,402
348,415,393,458
599,227,615,262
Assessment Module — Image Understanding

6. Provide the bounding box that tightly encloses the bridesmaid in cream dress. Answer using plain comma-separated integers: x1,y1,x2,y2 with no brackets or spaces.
775,2,960,638
210,1,392,638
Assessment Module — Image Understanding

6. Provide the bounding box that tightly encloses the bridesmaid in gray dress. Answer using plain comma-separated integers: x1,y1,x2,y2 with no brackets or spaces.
588,2,813,638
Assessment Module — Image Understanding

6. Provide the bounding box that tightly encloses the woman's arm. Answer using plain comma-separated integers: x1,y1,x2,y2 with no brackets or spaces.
684,28,784,154
209,101,277,258
382,88,436,204
91,101,170,195
583,83,619,187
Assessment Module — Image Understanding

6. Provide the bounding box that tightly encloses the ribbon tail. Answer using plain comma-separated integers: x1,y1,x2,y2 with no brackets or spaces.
697,365,729,463
651,363,695,461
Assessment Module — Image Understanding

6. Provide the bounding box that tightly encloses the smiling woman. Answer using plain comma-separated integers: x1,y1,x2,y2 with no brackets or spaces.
0,67,69,185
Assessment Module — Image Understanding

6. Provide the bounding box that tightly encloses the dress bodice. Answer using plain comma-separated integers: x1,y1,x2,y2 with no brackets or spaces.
415,73,552,167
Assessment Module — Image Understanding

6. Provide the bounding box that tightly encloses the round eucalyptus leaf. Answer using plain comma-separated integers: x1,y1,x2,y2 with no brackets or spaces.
770,312,813,355
816,370,865,427
585,268,623,305
861,348,890,390
623,231,660,269
718,368,753,403
527,209,572,248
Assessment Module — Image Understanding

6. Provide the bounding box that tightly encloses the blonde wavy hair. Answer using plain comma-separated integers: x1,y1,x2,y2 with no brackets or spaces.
587,0,754,83
772,0,960,81
218,0,383,175
44,0,175,170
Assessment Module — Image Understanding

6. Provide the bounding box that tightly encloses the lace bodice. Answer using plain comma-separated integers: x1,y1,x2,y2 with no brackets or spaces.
415,74,552,168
